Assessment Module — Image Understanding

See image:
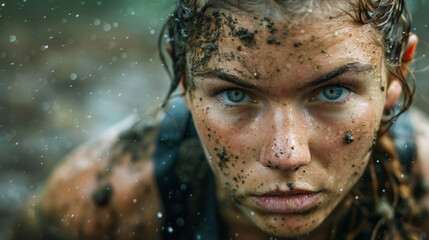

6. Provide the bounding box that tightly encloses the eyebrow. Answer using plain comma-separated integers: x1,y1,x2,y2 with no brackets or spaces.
194,70,257,89
300,62,374,90
194,62,374,90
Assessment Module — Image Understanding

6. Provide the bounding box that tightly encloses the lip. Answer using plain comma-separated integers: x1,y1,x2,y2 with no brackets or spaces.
252,190,322,214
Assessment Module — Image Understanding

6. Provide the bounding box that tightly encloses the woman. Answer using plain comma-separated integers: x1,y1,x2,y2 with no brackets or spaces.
11,0,429,239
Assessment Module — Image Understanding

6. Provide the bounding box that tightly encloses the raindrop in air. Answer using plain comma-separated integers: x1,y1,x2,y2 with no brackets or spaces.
94,18,101,26
9,35,16,43
157,212,163,218
70,73,77,80
103,23,112,32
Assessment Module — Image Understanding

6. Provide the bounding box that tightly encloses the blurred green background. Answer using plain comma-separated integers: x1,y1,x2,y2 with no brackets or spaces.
0,0,428,238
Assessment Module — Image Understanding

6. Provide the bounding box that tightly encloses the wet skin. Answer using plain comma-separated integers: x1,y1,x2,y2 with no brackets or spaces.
184,10,388,238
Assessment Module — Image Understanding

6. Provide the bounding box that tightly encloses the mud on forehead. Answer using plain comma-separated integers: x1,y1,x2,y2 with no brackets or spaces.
187,8,379,82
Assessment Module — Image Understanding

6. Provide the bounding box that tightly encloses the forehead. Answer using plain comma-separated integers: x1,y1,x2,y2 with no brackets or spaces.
189,9,381,85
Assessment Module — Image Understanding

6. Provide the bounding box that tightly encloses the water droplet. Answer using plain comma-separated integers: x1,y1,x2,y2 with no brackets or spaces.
157,212,163,218
149,29,155,35
339,188,343,192
70,73,77,80
250,211,255,216
40,45,49,51
133,199,137,203
103,23,112,32
354,196,359,200
9,35,16,43
94,18,101,26
167,227,173,233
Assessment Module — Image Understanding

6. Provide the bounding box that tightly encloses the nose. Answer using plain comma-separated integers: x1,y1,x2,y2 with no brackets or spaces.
259,106,311,171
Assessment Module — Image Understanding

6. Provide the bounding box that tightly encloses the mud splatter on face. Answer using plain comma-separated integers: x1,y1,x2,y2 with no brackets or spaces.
287,182,295,190
233,27,255,45
344,133,354,144
191,10,226,71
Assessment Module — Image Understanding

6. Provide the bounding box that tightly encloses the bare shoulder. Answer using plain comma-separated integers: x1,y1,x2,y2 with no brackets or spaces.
409,108,429,176
12,112,166,240
407,108,429,233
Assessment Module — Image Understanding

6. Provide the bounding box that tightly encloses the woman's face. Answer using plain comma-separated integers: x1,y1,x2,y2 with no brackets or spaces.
185,8,387,237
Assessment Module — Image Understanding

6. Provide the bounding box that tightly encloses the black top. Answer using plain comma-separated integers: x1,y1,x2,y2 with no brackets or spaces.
154,98,416,240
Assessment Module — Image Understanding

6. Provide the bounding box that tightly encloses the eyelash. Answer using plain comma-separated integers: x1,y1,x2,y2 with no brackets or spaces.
312,83,355,105
208,86,252,110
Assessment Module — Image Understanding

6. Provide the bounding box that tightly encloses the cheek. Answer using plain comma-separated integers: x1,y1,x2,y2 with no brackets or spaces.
188,92,254,189
310,101,382,189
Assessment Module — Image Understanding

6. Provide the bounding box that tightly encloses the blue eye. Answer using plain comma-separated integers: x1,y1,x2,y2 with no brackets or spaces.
218,89,251,104
318,86,350,101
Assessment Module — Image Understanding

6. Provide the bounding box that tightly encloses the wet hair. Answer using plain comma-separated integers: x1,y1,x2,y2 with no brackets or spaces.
156,0,424,239
159,0,415,117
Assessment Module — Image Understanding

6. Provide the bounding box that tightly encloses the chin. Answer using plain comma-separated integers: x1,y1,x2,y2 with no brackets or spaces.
249,210,328,238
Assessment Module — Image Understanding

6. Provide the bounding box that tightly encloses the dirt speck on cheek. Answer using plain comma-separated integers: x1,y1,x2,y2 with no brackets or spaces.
344,133,354,144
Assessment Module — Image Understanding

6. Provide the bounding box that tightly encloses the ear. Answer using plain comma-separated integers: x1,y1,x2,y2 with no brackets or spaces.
179,74,193,110
167,43,173,55
384,34,418,110
402,34,418,67
385,80,402,110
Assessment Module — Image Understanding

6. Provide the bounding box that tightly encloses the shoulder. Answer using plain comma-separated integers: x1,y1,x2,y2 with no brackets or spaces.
409,108,429,176
12,112,166,240
406,108,429,232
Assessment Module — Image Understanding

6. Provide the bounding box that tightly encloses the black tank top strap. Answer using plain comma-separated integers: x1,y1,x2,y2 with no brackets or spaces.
154,97,223,240
154,98,196,239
